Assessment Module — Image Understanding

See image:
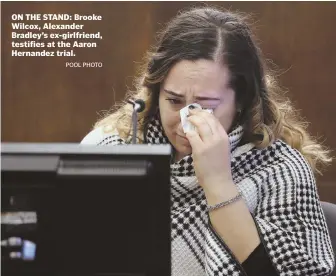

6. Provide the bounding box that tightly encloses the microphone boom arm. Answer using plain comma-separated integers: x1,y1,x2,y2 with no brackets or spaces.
127,99,146,144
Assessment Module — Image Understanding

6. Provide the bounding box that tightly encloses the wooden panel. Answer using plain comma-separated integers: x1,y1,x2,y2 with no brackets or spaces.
2,2,335,202
1,1,155,142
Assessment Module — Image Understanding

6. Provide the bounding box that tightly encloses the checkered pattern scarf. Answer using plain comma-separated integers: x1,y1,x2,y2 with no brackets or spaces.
85,114,335,276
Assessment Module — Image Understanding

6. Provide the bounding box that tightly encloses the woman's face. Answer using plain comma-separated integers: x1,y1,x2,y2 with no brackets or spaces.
158,59,237,161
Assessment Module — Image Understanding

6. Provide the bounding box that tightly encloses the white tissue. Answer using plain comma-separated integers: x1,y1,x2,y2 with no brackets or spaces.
180,103,213,133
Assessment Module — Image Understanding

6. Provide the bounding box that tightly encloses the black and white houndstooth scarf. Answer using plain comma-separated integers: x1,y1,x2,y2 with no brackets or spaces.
82,114,335,276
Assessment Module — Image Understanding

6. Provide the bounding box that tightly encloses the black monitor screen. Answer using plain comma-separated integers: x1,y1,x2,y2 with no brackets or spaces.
1,143,172,276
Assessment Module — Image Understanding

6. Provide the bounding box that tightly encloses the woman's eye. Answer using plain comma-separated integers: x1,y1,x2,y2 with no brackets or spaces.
166,98,182,105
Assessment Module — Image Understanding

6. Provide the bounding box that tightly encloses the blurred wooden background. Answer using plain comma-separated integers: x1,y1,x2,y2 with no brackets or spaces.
1,2,336,203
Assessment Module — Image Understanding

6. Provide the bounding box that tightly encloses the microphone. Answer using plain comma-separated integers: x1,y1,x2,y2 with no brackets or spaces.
134,99,145,113
127,99,146,144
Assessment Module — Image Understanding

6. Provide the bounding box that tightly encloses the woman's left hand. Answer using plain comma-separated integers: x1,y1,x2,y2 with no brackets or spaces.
186,108,234,192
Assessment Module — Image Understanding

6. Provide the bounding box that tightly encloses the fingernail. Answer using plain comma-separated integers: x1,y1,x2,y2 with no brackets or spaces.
188,105,196,110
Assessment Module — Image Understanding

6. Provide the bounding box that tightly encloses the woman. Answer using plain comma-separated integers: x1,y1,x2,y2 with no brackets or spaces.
81,6,335,276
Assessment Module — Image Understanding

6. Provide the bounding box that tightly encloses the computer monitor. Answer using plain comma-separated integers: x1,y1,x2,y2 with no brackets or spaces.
1,143,172,276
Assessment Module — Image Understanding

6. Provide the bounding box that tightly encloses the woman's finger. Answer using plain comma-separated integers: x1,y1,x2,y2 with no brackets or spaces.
185,130,203,152
189,108,219,136
187,114,213,142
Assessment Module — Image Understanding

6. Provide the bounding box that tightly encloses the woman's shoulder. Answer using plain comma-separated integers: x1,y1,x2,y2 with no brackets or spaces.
237,139,313,176
80,126,126,146
236,139,315,190
261,139,314,177
272,139,309,166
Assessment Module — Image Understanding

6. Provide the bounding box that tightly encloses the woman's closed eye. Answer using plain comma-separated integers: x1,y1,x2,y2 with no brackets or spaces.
166,98,183,105
166,98,216,111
